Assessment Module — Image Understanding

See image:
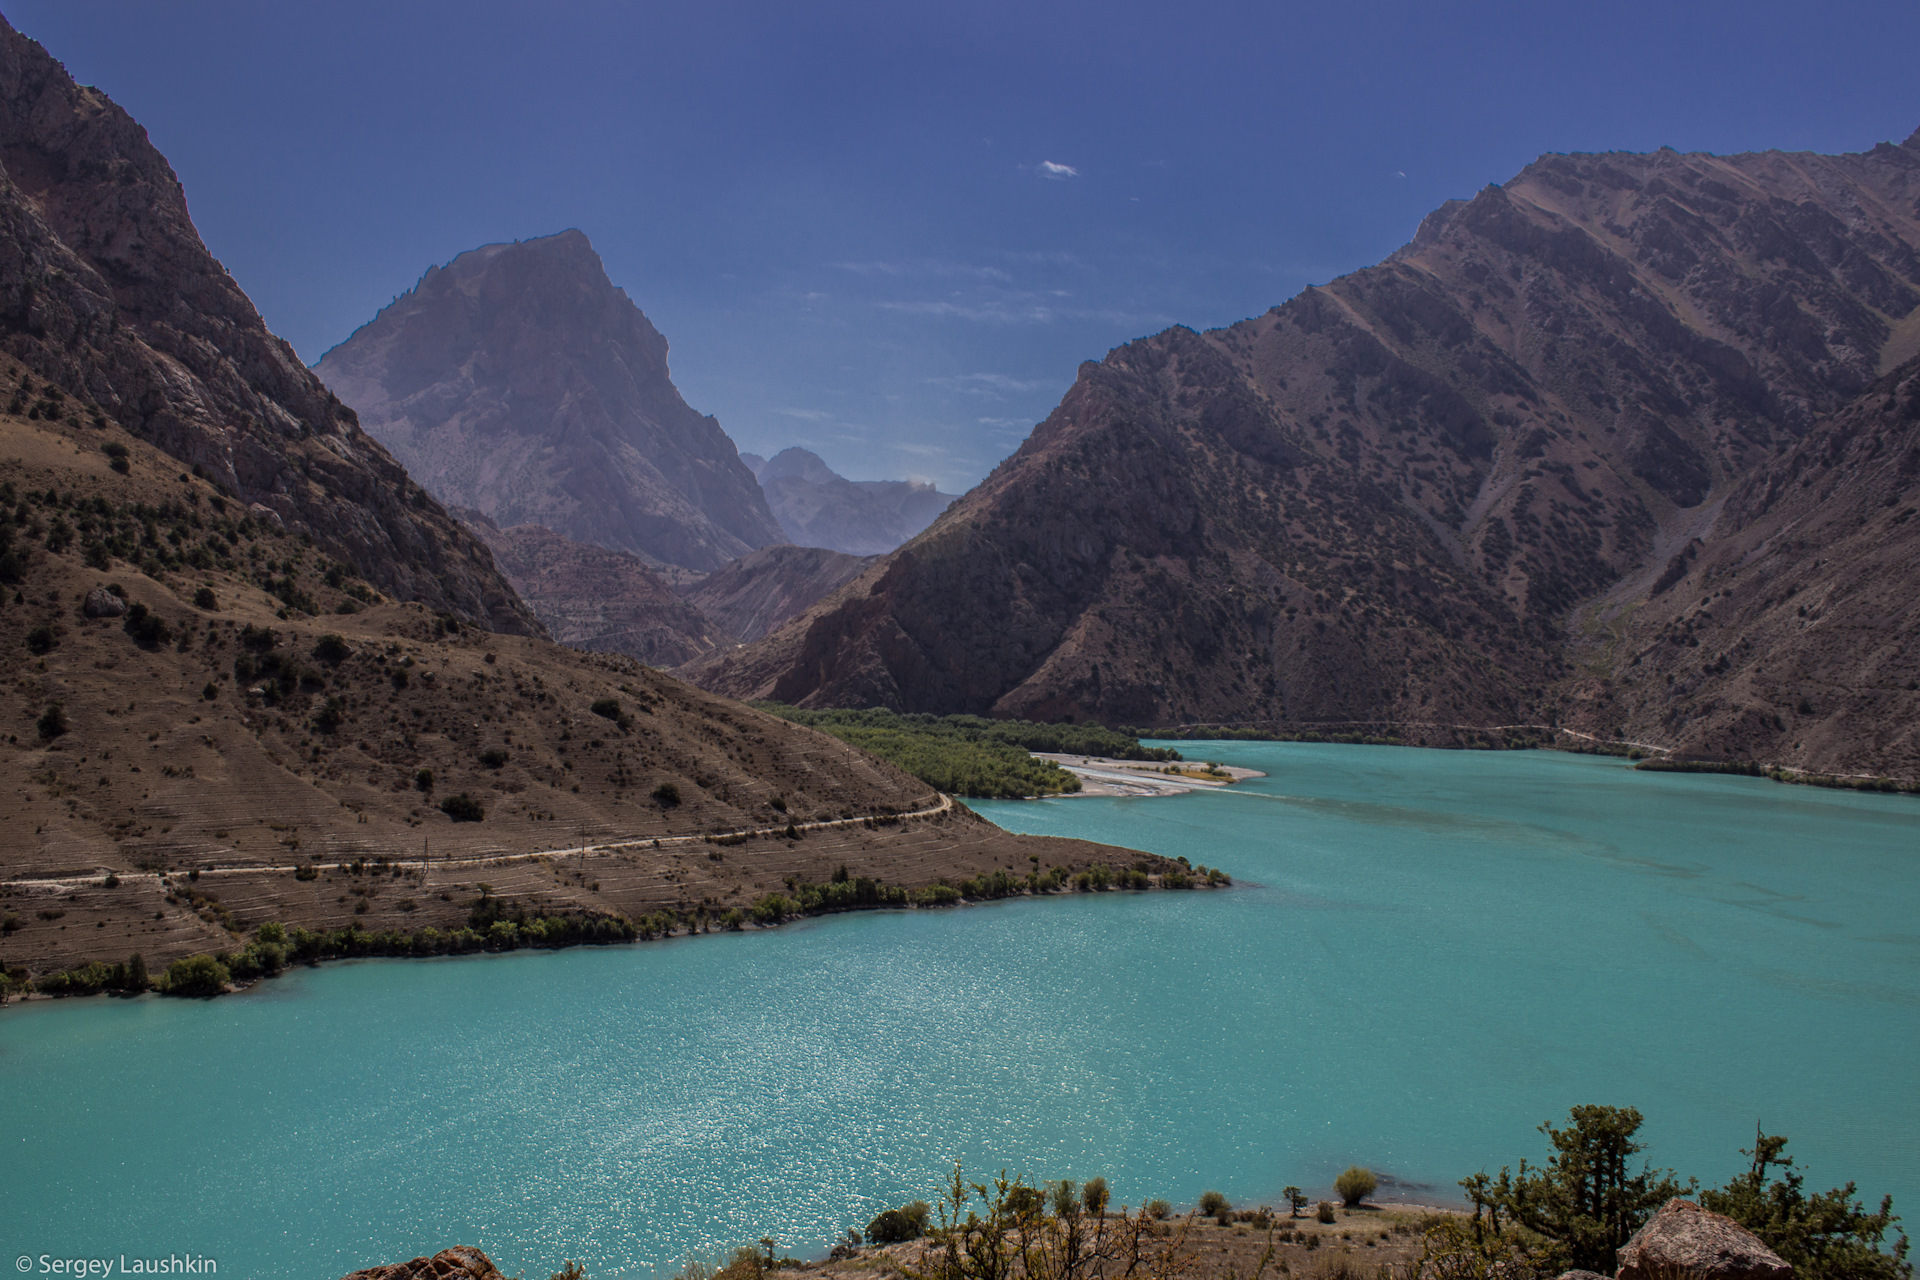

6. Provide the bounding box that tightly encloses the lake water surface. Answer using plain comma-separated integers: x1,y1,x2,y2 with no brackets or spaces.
3,743,1915,1280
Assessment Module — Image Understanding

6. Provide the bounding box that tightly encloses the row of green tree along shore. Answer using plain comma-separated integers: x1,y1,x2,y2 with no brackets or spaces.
4,857,1228,1002
752,705,1182,798
720,1106,1900,1280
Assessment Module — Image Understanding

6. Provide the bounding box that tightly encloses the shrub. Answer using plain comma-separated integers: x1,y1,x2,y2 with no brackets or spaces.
591,697,623,720
192,586,217,610
1335,1167,1376,1207
122,602,171,647
415,768,434,792
313,634,350,663
36,703,67,739
865,1205,925,1243
652,782,681,808
440,793,485,822
25,624,54,654
479,747,509,769
1161,868,1193,889
240,623,277,650
1083,1177,1110,1216
159,954,231,997
1316,1202,1337,1224
311,697,345,732
1147,1200,1172,1221
201,681,218,701
1200,1190,1232,1219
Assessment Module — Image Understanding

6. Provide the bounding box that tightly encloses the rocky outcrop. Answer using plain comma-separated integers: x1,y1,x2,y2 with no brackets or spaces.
341,1247,504,1280
748,447,959,555
1616,1199,1791,1280
0,16,537,634
686,130,1920,770
317,231,785,571
457,510,732,666
80,585,124,618
680,543,876,644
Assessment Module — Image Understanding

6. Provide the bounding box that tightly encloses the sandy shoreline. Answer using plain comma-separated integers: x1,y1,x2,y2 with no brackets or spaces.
1034,753,1267,797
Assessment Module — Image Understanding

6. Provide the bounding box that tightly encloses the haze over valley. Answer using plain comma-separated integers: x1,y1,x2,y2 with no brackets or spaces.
0,6,1916,1280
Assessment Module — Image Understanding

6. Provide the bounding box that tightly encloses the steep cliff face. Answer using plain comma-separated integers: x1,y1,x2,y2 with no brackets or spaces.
747,447,959,555
685,132,1920,758
1585,356,1920,775
0,16,536,633
317,231,786,572
457,511,732,667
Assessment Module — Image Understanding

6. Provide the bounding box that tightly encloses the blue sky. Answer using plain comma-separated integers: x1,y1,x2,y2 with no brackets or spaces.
13,1,1920,490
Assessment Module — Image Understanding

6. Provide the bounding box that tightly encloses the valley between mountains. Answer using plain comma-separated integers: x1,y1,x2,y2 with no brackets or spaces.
0,4,1916,995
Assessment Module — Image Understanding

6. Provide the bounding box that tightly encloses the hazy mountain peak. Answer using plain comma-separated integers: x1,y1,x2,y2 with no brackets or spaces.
317,230,785,571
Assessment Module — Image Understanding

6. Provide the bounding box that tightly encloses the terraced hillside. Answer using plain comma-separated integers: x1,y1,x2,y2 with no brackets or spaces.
0,399,1151,982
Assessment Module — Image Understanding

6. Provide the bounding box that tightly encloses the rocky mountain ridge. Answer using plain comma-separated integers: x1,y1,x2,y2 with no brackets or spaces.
685,130,1920,775
317,230,786,572
0,16,535,633
744,447,959,555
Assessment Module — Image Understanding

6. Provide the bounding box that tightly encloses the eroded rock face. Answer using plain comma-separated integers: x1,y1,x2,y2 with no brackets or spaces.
1593,356,1920,778
317,231,785,572
0,17,537,634
681,543,877,644
1616,1198,1791,1280
341,1246,504,1280
686,130,1920,764
457,509,733,667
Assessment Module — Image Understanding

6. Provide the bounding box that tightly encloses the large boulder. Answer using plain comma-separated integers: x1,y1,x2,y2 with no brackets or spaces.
81,586,126,618
341,1247,504,1280
1616,1198,1791,1280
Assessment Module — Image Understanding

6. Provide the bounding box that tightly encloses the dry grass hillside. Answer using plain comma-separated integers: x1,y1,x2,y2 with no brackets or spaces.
0,397,1151,983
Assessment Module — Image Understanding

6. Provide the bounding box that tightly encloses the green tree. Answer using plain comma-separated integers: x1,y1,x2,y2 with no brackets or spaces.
1282,1188,1304,1219
1462,1105,1692,1273
1700,1129,1911,1280
1336,1167,1377,1207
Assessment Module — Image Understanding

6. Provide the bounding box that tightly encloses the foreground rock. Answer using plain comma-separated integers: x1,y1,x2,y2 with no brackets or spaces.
1616,1198,1792,1280
342,1247,503,1280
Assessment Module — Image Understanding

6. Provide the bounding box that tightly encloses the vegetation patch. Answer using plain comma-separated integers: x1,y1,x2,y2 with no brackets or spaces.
754,705,1181,798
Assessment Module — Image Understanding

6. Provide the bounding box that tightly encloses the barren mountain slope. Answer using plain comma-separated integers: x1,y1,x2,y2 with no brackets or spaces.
317,231,785,572
686,132,1920,763
0,17,535,633
0,401,1146,982
1573,356,1920,775
457,511,733,667
750,448,959,555
680,544,876,644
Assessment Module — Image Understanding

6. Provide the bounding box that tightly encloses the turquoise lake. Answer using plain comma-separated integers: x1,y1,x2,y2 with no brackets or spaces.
3,743,1916,1280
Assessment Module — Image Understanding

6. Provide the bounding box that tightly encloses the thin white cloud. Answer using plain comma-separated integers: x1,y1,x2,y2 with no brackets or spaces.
775,407,834,421
930,372,1051,397
1038,160,1079,179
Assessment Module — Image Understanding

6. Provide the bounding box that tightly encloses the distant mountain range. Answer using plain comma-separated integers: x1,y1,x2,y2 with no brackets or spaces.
316,230,786,572
742,448,958,556
684,131,1920,778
